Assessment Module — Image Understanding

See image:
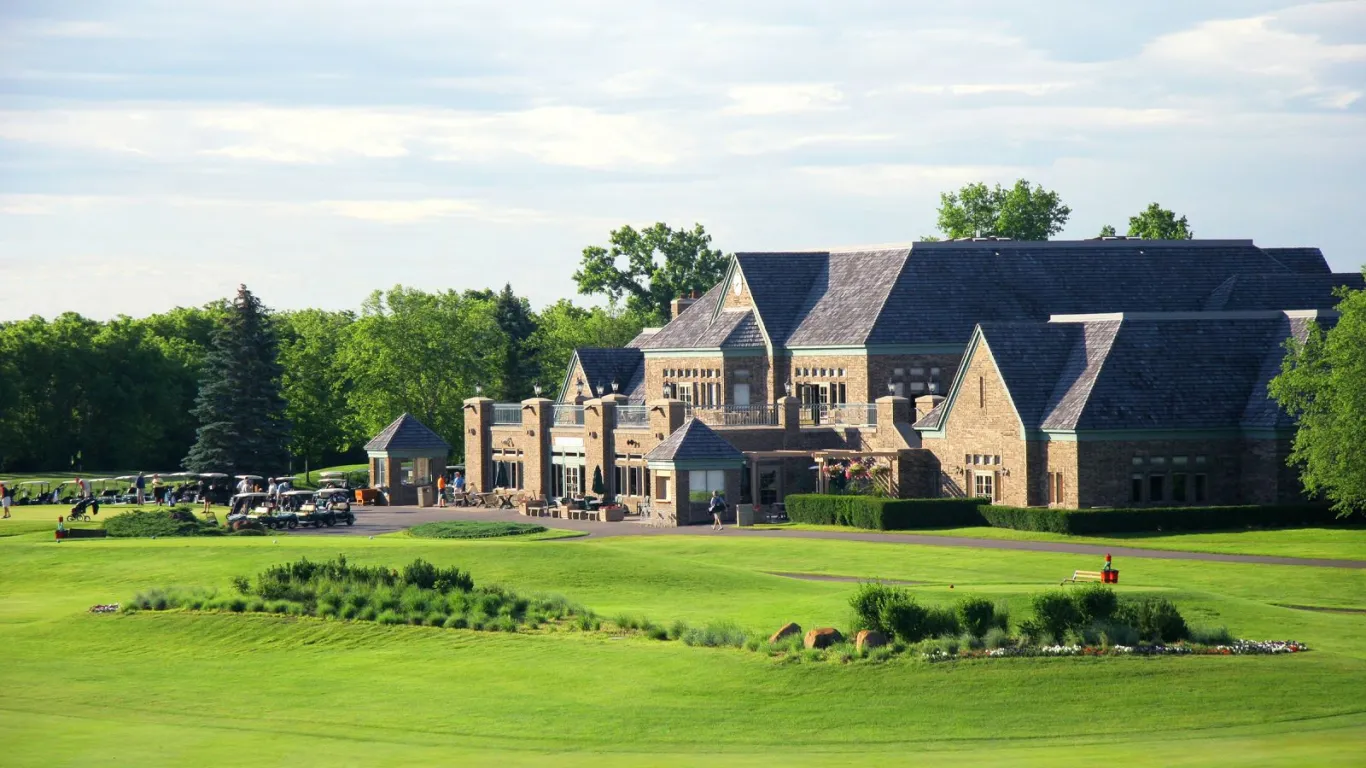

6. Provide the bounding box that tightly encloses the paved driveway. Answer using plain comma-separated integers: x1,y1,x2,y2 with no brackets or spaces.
297,504,1366,569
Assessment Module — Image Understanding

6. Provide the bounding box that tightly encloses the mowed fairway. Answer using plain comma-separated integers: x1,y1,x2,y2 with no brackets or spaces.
2,524,1365,766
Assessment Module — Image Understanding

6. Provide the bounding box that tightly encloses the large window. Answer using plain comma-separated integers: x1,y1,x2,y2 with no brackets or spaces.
974,471,995,501
1148,474,1165,502
1131,474,1143,503
374,458,387,487
1194,474,1207,503
1048,472,1064,505
689,470,726,494
1172,473,1187,503
551,449,585,500
491,460,522,490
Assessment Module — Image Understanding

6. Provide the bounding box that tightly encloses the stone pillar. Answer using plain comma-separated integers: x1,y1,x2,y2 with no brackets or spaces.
584,397,610,498
648,399,687,442
877,395,911,427
778,396,801,448
462,397,493,493
598,395,626,498
521,397,554,500
914,394,945,421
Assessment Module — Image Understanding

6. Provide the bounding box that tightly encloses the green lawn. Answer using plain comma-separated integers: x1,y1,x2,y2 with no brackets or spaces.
756,522,1366,561
1,527,1364,765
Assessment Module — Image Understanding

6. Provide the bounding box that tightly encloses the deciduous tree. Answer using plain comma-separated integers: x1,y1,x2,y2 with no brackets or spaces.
936,179,1070,241
1127,203,1193,240
573,223,728,322
1270,276,1366,517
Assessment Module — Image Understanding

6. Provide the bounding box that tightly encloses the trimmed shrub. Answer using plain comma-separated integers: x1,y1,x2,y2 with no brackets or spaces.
1031,591,1082,639
979,503,1342,535
681,621,750,648
924,606,960,638
1190,625,1234,645
1072,585,1119,624
957,596,997,637
786,495,989,530
1117,597,1189,642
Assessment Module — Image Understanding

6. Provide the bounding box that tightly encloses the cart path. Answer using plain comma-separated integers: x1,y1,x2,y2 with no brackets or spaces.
295,505,1366,569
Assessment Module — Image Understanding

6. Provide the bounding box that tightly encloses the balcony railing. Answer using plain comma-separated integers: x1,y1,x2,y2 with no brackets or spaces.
689,404,779,427
615,405,649,428
492,404,522,426
553,404,585,426
802,403,877,427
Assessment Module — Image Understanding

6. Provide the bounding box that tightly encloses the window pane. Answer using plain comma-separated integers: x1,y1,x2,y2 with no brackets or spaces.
1194,474,1207,503
1149,474,1165,502
1172,473,1187,502
1131,474,1143,502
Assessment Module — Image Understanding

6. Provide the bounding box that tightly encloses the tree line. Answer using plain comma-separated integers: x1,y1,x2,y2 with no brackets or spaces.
0,284,651,474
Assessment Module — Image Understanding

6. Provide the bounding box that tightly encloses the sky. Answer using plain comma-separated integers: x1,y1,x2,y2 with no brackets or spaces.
1,0,1364,321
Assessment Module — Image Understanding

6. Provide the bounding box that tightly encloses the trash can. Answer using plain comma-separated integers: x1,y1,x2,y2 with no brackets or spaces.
417,486,434,508
736,504,755,527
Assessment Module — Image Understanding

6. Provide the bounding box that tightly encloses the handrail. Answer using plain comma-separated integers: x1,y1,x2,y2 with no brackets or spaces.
492,404,522,425
616,405,649,428
553,404,585,426
803,403,877,426
690,404,778,427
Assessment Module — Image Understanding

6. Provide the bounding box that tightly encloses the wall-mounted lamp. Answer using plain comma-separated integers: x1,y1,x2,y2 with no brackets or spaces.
533,382,542,396
475,383,482,396
887,381,895,395
784,380,792,396
612,379,620,393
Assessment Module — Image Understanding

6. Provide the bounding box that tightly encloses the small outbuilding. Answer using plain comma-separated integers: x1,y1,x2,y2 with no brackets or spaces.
644,419,745,525
365,413,451,506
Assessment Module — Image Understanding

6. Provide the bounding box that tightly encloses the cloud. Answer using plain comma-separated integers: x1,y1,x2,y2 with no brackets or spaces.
0,105,689,169
724,83,846,115
795,164,1035,195
316,199,555,224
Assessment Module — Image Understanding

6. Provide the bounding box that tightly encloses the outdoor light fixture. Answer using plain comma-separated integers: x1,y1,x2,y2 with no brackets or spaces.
533,382,542,396
887,381,895,395
475,383,482,395
784,380,792,396
612,378,619,393
576,379,584,396
929,381,938,394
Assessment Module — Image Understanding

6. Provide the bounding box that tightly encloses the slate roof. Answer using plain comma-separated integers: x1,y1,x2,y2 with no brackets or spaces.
867,239,1290,346
1202,273,1363,311
922,313,1320,434
644,419,745,464
364,413,450,452
572,348,646,403
624,329,658,349
1262,247,1331,275
638,239,1333,352
638,283,767,350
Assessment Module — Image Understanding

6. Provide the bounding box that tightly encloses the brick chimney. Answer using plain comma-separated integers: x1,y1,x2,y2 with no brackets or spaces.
670,294,697,319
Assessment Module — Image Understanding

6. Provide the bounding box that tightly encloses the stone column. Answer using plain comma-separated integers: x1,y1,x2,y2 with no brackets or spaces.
778,395,801,448
877,395,911,427
914,394,945,421
462,397,493,492
521,397,554,500
598,394,627,498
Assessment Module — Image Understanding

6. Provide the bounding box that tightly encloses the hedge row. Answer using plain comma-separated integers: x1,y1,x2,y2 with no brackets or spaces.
979,503,1343,535
785,495,1344,534
785,495,990,530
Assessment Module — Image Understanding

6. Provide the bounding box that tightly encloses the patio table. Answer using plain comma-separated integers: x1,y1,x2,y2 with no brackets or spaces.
497,493,515,509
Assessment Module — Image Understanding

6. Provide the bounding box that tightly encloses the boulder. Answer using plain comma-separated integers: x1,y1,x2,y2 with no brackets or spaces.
804,627,844,649
855,629,887,653
769,622,802,644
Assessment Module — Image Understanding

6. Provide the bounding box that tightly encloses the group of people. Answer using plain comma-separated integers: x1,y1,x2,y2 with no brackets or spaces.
436,471,466,507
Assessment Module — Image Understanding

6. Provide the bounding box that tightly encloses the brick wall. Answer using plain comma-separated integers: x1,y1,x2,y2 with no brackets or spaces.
867,353,964,403
1076,438,1245,508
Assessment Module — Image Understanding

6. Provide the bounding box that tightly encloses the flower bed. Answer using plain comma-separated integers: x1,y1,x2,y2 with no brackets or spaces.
925,640,1309,661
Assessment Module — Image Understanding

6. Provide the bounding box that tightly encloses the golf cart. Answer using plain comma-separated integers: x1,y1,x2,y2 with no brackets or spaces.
198,473,231,505
15,481,51,505
227,492,297,531
292,488,355,527
113,475,141,504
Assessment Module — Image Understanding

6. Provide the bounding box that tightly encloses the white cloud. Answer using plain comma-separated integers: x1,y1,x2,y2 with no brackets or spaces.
316,199,554,224
795,164,1035,195
724,83,846,115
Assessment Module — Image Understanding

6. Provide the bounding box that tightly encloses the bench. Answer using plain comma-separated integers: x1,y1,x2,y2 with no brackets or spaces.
1062,569,1119,585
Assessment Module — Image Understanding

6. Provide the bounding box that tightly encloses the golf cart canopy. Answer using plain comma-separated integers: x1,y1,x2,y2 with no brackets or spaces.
235,475,264,481
114,475,138,481
230,492,270,501
199,473,228,479
281,489,314,497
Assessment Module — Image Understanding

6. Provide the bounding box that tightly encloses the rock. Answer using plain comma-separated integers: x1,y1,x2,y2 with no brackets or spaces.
856,629,887,653
769,622,802,644
804,627,844,649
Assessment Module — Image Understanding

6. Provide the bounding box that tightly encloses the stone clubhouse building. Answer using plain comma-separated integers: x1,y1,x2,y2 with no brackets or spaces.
462,237,1361,524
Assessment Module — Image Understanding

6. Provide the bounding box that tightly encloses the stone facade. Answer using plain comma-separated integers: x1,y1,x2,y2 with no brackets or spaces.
919,341,1032,506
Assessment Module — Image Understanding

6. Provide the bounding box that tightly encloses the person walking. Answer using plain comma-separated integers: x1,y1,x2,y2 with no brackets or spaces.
437,473,448,508
1,480,11,519
708,489,726,531
76,476,91,500
135,472,146,505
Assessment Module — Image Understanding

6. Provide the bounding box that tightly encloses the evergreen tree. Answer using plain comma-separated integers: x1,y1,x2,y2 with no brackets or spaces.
184,285,291,476
494,283,537,401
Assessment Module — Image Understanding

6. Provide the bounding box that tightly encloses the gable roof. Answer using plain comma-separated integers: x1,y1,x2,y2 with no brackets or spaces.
783,249,909,346
1202,273,1363,311
364,413,450,453
1261,247,1331,274
644,419,745,464
919,312,1322,435
638,283,766,350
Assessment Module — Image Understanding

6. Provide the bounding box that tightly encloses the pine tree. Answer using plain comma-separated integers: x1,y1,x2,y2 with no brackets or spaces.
183,285,292,476
494,283,537,401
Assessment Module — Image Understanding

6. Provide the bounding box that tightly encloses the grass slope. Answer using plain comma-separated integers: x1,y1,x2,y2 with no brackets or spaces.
1,532,1364,765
